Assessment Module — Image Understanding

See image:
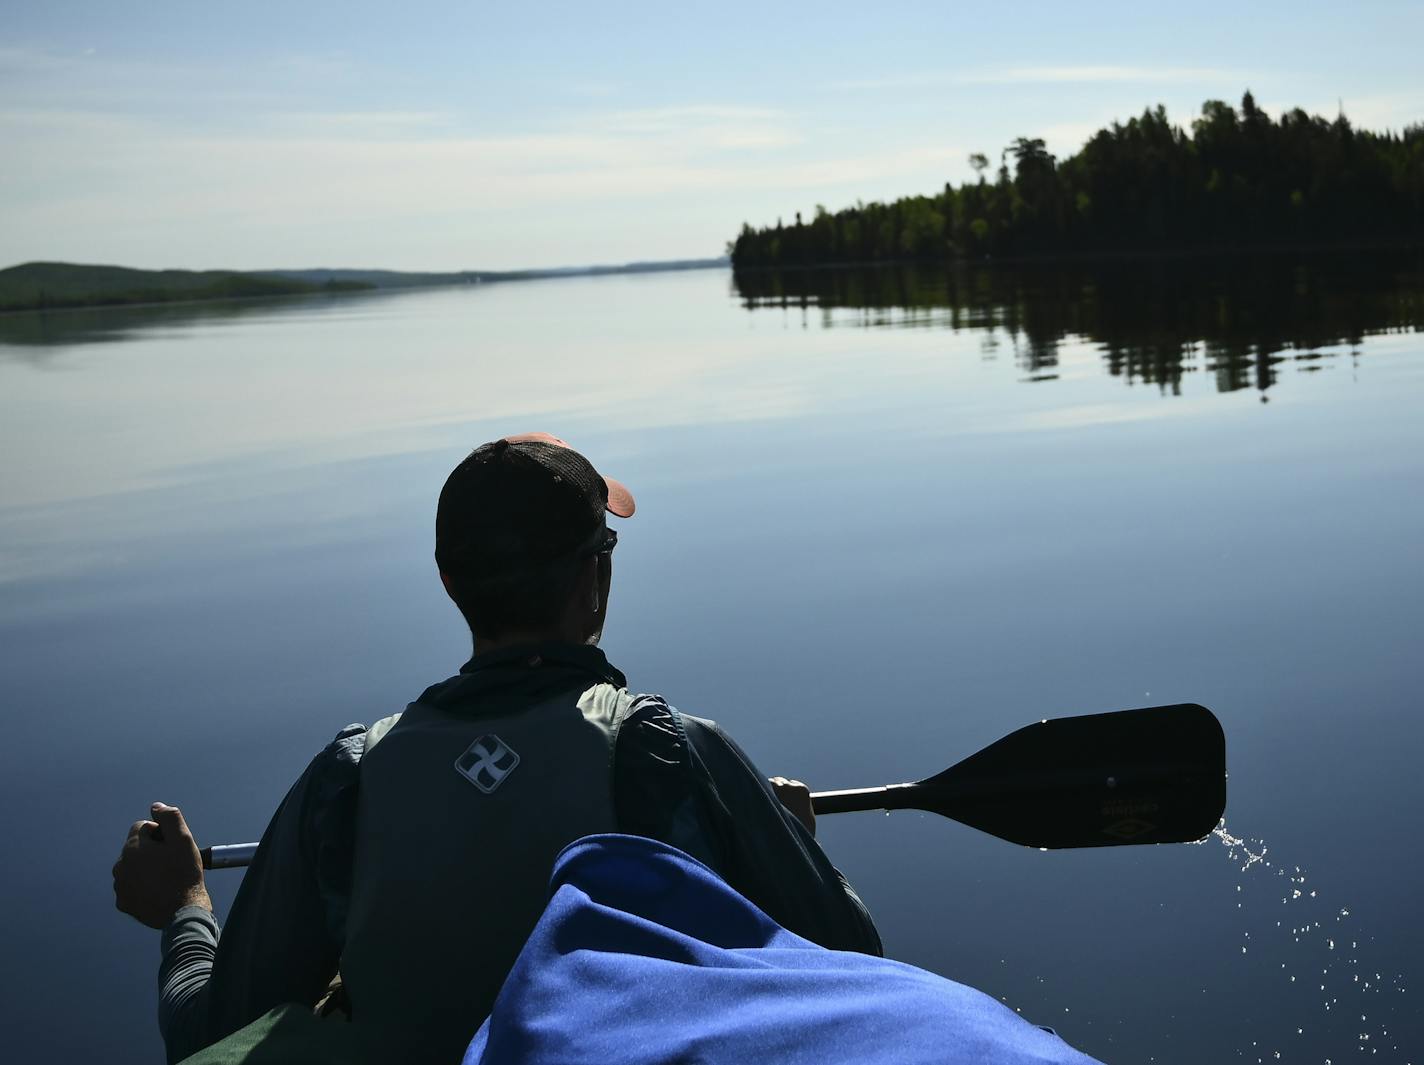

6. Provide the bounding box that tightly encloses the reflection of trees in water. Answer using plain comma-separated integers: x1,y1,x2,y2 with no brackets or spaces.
0,290,400,365
733,251,1421,397
0,296,292,352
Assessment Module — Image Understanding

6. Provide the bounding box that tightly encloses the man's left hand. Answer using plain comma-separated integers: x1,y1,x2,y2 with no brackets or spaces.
113,802,212,929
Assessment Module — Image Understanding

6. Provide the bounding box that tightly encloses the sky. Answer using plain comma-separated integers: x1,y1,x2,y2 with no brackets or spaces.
3,0,1421,272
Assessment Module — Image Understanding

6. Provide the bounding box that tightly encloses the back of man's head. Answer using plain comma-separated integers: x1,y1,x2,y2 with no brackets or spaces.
435,433,634,641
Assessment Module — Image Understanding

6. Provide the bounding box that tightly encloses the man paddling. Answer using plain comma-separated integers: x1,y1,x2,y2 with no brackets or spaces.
113,433,881,1064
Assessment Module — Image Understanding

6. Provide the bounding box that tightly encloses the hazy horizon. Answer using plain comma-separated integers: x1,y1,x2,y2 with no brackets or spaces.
3,1,1421,272
0,255,729,275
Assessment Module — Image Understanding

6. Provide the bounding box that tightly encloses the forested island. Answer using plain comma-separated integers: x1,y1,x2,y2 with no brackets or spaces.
0,258,729,314
730,95,1424,268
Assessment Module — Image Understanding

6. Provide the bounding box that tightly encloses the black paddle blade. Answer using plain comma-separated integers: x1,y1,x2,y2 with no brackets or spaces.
914,703,1225,849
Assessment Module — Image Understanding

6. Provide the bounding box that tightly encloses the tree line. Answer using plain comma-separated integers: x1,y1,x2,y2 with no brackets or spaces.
730,95,1424,267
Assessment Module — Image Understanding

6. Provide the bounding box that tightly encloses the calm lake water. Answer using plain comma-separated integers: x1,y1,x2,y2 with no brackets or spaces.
1,254,1421,1063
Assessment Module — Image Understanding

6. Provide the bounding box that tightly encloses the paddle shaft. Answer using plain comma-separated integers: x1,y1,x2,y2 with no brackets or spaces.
811,783,919,815
202,792,882,870
807,774,1112,815
202,843,258,869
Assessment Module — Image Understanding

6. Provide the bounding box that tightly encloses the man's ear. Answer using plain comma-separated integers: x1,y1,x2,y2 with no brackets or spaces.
439,570,456,600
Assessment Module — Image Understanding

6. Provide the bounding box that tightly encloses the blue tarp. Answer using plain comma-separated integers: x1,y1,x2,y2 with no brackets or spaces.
463,834,1104,1064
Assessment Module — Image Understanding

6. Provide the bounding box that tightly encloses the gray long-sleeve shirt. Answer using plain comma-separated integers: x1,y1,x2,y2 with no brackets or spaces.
158,905,221,1054
157,722,367,1063
157,645,880,1063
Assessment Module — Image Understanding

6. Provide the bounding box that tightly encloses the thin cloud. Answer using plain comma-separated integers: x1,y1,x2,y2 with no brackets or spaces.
831,71,962,91
1283,91,1424,131
594,105,788,133
1036,120,1106,155
588,105,801,152
0,43,362,119
980,65,1238,85
569,82,619,98
268,110,452,132
834,65,1241,90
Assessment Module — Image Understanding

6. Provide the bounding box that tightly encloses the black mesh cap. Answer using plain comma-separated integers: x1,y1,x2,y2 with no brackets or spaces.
435,432,635,582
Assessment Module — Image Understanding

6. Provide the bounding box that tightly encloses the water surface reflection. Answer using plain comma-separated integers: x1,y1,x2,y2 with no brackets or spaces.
733,251,1424,395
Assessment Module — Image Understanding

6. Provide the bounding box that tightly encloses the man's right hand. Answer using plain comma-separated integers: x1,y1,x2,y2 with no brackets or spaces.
769,776,816,836
113,802,212,929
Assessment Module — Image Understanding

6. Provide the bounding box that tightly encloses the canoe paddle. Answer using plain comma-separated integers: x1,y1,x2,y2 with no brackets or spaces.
201,702,1224,869
812,702,1224,848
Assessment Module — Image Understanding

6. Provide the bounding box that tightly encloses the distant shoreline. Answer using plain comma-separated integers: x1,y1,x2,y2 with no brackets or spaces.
0,257,731,315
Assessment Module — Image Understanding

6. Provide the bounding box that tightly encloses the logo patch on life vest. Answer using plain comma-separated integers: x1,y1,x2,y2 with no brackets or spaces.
454,735,520,793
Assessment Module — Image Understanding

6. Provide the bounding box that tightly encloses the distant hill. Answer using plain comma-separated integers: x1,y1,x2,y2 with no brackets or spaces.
0,257,730,313
261,268,481,288
501,257,732,278
266,257,728,286
0,262,370,313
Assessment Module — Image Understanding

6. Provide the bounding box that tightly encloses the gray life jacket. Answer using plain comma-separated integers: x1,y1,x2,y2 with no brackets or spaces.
339,680,633,1064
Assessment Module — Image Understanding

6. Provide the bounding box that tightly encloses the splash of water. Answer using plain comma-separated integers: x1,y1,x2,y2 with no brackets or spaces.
1203,821,1412,1063
1213,822,1269,871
